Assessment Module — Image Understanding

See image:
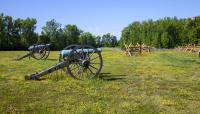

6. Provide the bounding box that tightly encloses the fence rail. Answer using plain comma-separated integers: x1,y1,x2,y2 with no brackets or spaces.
124,43,152,56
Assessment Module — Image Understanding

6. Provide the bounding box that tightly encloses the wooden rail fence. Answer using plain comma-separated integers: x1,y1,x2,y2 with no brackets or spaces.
176,44,200,57
124,43,152,56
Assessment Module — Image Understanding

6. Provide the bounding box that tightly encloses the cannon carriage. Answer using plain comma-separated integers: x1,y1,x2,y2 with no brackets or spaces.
25,45,103,80
15,44,51,60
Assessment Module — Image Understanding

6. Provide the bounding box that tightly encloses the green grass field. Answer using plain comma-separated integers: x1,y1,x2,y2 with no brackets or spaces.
1,48,200,113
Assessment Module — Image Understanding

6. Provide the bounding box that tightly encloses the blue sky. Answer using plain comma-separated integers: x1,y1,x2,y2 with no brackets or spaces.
0,0,200,39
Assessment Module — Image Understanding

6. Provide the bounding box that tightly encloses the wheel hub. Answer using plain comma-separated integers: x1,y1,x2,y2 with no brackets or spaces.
82,60,90,68
39,50,44,54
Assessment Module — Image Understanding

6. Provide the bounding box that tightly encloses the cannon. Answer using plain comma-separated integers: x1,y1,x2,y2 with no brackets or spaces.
25,45,103,80
15,44,50,60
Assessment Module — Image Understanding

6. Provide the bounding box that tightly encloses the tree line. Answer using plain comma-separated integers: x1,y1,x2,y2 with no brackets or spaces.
120,16,200,48
0,13,118,50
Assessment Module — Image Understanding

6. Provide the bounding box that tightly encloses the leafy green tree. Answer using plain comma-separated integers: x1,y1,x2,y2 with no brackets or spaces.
120,27,131,47
39,31,50,44
20,18,38,49
2,13,200,50
161,32,169,48
121,16,200,49
0,13,5,50
0,13,38,50
13,18,23,49
41,19,61,49
63,24,82,46
3,16,13,50
95,35,101,47
109,35,118,47
79,32,95,46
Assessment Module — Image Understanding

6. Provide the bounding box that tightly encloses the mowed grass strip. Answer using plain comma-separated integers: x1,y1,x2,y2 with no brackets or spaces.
0,49,200,113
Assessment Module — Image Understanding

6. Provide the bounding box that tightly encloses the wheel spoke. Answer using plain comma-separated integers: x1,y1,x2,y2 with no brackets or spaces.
90,56,99,61
89,51,95,59
85,68,90,78
81,67,86,79
86,69,94,79
81,47,85,59
88,67,95,74
70,65,79,71
90,62,101,64
89,64,99,70
76,65,82,79
80,67,84,79
74,65,82,78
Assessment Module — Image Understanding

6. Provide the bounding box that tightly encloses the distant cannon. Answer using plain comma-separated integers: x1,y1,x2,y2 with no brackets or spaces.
25,45,103,80
15,44,50,60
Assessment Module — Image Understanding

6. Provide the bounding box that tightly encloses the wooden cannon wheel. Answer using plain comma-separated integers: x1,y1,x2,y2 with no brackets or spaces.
66,45,103,80
41,45,50,59
31,44,50,60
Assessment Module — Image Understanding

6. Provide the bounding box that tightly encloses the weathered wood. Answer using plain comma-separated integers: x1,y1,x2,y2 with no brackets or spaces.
124,43,152,56
176,44,200,55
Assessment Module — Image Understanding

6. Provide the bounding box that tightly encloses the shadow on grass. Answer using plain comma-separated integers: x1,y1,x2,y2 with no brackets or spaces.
35,78,48,81
99,72,126,81
46,58,58,61
24,72,126,81
180,59,200,64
